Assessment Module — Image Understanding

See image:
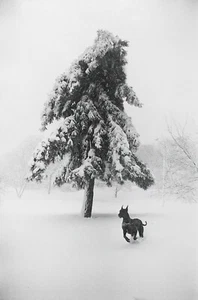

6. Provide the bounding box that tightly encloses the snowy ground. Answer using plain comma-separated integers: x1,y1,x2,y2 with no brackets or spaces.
0,187,197,300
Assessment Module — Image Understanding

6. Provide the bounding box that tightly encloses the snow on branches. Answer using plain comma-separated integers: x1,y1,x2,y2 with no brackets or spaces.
106,117,154,188
98,91,140,151
41,30,142,130
27,117,77,182
107,117,130,182
115,84,142,107
70,149,103,189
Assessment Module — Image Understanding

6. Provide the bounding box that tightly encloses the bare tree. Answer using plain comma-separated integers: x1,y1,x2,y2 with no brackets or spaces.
137,121,198,203
160,121,198,202
167,121,198,172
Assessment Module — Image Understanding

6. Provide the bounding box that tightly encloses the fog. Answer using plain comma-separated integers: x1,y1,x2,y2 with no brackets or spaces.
0,0,198,154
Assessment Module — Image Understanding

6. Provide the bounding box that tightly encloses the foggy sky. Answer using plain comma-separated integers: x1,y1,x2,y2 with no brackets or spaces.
0,0,197,155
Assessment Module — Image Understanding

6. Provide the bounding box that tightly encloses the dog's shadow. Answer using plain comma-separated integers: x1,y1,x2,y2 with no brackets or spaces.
118,237,146,249
130,237,146,245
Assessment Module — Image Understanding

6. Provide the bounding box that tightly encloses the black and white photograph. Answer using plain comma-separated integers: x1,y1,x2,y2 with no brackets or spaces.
0,0,197,299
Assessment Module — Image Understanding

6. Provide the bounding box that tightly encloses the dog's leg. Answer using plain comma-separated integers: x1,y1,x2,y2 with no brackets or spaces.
139,226,144,238
133,231,137,240
123,230,130,243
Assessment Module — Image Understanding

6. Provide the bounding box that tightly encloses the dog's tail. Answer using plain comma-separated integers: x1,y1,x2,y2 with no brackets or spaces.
142,221,147,226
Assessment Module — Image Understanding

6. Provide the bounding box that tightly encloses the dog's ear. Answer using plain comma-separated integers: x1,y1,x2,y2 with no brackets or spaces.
121,205,123,209
126,205,128,211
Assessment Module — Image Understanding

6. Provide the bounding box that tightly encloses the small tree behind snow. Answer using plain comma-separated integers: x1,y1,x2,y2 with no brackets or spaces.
0,135,42,197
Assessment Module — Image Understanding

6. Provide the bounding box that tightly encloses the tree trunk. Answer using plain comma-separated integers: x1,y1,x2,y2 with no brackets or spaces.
15,187,21,198
115,186,118,198
82,177,95,218
115,184,121,198
48,174,52,194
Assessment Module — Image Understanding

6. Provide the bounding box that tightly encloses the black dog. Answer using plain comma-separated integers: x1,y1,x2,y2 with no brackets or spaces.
118,206,147,243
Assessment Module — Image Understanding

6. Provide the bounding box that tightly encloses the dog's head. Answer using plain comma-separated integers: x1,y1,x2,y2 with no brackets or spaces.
118,205,129,218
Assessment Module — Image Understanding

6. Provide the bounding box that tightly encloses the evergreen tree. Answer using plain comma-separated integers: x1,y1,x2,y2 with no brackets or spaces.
27,30,154,217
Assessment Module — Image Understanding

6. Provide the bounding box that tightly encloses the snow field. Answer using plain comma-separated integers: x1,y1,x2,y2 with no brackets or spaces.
0,187,197,300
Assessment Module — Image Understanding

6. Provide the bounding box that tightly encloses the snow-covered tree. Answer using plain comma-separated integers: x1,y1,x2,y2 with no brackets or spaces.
27,30,154,217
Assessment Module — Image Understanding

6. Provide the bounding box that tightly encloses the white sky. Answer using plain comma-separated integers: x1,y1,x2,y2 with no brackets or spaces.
0,0,198,155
